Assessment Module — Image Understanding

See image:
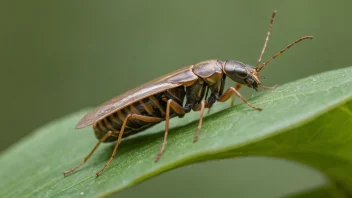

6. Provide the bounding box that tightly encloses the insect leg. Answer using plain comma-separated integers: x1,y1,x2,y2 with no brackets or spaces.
155,99,186,162
231,84,243,106
96,114,163,176
204,87,212,114
218,87,262,111
193,100,206,142
63,130,119,176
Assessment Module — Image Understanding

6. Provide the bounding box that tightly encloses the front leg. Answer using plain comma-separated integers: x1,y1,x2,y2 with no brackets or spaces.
217,87,262,111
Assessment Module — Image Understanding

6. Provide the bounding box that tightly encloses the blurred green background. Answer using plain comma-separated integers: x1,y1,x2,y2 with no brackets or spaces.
1,0,351,197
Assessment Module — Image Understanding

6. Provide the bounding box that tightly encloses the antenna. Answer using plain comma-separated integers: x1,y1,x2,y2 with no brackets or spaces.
255,10,277,67
256,36,313,72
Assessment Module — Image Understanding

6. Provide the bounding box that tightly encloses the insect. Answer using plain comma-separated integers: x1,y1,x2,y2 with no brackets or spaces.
63,10,312,177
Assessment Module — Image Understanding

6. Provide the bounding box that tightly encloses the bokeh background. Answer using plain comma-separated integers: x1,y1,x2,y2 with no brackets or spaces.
1,0,351,197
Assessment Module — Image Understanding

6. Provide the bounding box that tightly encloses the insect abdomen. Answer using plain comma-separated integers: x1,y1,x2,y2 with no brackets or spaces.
93,86,185,142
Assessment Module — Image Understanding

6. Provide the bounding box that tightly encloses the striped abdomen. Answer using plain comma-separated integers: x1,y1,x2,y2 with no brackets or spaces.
93,86,186,142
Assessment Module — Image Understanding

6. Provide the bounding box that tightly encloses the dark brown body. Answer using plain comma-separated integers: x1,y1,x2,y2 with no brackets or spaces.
94,86,186,142
93,59,226,142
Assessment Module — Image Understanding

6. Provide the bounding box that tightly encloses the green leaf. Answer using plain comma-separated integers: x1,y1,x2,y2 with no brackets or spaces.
285,185,346,198
1,66,352,198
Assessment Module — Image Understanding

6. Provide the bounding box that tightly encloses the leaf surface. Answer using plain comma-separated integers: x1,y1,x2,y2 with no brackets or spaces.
0,66,351,198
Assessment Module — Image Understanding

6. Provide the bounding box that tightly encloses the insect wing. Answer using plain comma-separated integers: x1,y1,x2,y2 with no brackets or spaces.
75,65,199,129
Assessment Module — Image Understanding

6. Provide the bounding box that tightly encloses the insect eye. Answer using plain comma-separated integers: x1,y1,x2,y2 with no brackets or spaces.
235,68,248,78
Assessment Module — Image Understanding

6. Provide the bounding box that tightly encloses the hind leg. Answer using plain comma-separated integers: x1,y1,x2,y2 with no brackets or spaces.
96,114,163,176
63,130,119,176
